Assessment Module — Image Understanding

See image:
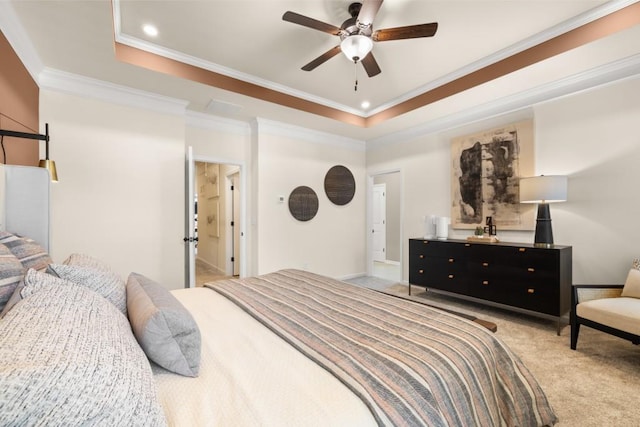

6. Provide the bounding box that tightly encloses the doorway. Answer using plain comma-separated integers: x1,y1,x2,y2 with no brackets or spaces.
187,158,244,287
369,171,402,283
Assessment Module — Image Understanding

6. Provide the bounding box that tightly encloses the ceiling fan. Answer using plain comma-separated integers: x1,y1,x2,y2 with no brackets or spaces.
282,0,438,83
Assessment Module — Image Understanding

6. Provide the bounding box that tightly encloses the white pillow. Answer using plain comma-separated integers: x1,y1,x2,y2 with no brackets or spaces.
621,268,640,299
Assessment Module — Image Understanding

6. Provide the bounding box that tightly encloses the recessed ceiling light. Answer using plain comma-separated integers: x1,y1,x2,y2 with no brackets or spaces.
361,101,370,109
143,24,158,37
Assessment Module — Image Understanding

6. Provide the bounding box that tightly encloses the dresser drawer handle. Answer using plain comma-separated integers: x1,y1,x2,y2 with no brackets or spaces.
527,267,535,272
465,243,471,247
419,269,424,274
519,248,526,252
482,262,489,267
423,241,429,244
448,274,454,279
448,258,454,263
527,288,535,294
419,255,424,259
482,280,489,285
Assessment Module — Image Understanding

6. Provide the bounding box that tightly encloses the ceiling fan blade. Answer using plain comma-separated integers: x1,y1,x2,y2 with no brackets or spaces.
301,46,342,71
357,0,383,28
372,22,438,42
361,52,381,77
282,11,342,35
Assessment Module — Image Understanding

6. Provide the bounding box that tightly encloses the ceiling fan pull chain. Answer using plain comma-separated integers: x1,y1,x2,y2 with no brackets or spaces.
354,60,358,91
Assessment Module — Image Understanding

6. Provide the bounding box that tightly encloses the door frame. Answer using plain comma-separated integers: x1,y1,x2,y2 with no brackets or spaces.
190,154,247,281
224,167,241,276
372,183,386,262
366,168,403,279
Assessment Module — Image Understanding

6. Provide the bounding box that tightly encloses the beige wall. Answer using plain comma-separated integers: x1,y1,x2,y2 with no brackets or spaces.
367,75,640,284
40,89,185,289
255,121,367,277
188,117,368,279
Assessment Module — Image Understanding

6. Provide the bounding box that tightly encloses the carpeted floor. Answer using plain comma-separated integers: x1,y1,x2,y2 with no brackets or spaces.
381,283,640,427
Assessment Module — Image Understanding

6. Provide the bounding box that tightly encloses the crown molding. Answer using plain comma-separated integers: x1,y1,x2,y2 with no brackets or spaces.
112,0,638,120
39,68,189,116
0,1,44,83
255,118,366,152
186,110,251,135
112,0,363,118
367,53,640,149
367,0,640,116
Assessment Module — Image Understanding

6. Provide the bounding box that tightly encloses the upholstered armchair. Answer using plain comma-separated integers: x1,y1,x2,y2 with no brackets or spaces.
571,266,640,350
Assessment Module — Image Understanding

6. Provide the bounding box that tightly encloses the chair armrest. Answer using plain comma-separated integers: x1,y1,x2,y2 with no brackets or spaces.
572,284,624,304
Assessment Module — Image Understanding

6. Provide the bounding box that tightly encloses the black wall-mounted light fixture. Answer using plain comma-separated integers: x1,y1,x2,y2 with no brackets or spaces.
0,122,58,182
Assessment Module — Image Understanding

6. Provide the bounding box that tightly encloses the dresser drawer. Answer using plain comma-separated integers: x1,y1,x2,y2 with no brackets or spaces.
467,279,558,315
409,239,468,258
409,257,468,294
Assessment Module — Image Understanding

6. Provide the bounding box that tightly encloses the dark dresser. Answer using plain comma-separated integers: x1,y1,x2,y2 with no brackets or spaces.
409,238,572,333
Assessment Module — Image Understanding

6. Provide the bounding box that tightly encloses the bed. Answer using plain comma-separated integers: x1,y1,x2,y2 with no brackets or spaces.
0,165,557,426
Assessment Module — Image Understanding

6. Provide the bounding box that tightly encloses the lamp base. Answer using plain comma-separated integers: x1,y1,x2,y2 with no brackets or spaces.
534,203,554,247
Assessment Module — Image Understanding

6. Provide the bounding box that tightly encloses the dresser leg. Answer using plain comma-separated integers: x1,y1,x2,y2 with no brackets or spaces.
409,283,412,296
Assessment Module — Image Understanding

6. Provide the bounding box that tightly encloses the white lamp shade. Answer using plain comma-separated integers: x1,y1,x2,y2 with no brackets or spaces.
340,35,373,62
520,175,567,203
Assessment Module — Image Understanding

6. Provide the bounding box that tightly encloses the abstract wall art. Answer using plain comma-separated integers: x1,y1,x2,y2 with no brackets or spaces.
451,120,536,231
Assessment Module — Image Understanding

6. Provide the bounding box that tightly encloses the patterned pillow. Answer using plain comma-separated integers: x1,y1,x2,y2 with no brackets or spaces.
0,231,52,271
0,243,25,312
46,264,127,316
0,273,167,426
127,272,201,377
632,258,640,271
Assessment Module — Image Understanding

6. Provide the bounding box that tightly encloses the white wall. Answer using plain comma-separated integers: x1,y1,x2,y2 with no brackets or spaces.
367,75,640,284
41,89,185,289
255,120,367,278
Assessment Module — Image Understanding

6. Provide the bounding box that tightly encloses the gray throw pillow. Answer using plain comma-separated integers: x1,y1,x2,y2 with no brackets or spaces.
46,264,127,316
127,272,201,377
0,243,25,312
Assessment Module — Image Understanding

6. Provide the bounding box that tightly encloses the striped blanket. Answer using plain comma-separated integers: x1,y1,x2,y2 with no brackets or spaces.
206,269,557,427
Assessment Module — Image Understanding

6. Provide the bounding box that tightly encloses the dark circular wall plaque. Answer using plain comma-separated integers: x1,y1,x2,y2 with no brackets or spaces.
324,165,356,206
288,186,319,222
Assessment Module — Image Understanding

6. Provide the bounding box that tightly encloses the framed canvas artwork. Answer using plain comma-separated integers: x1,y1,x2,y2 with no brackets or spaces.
451,120,536,231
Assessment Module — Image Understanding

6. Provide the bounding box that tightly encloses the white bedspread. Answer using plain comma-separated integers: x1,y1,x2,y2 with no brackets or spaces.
153,287,376,427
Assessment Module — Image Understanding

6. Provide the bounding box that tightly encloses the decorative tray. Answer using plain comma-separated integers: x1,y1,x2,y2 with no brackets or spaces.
466,235,500,243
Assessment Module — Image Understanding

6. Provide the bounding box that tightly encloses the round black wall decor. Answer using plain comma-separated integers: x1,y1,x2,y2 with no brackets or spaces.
324,165,356,206
288,186,319,221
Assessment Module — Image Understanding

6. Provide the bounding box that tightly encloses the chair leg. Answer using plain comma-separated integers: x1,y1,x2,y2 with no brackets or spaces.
571,322,580,350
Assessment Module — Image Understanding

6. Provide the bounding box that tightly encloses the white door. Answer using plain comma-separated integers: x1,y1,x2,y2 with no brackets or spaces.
231,172,241,276
372,183,386,262
184,147,196,288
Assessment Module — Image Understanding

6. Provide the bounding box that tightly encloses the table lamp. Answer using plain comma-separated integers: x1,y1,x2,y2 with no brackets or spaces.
519,175,567,247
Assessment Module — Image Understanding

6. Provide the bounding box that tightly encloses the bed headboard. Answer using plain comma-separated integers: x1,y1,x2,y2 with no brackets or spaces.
0,164,50,252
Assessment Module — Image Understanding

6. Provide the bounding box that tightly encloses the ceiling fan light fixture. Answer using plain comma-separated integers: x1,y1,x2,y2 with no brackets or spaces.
340,35,373,62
